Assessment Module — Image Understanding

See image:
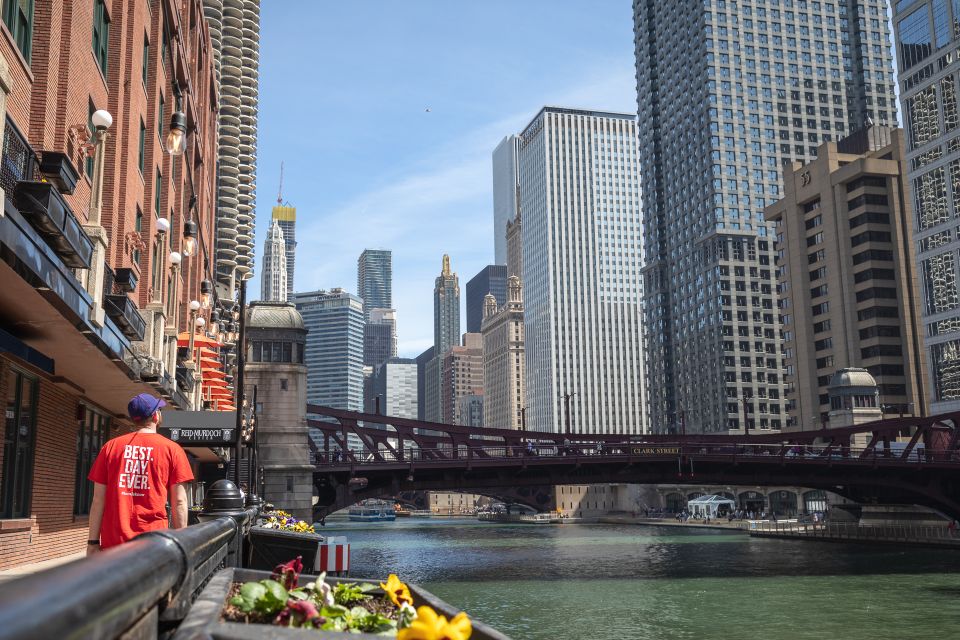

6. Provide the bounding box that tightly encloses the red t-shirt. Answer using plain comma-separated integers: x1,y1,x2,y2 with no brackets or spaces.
88,431,194,549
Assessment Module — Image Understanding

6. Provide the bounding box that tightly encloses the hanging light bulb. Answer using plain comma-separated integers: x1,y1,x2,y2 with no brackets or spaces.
182,220,198,257
165,110,188,156
209,310,220,338
200,279,213,308
232,305,240,321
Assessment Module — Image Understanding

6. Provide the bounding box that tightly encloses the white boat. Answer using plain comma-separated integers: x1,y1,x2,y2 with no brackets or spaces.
348,500,397,522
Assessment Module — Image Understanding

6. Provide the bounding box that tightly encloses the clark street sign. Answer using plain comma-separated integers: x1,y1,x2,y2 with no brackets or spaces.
159,410,238,446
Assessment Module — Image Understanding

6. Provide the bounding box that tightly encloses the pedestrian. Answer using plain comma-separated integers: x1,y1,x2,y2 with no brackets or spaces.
949,520,958,536
86,393,194,554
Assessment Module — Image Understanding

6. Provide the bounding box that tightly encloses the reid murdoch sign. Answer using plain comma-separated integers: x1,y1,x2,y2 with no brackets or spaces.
158,410,238,446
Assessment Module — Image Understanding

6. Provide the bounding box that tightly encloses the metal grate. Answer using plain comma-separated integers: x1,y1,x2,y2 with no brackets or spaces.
0,117,37,197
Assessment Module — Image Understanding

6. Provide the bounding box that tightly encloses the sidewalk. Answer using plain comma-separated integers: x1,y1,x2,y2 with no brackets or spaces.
598,515,749,532
0,551,85,584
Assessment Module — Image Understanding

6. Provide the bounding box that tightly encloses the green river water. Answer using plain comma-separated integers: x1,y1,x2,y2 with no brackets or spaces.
321,518,960,640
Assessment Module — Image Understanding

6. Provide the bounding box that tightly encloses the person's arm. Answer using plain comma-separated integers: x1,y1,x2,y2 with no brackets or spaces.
87,483,106,556
169,482,190,529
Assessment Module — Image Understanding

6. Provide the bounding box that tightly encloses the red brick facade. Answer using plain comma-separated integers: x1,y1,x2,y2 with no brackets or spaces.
0,0,218,570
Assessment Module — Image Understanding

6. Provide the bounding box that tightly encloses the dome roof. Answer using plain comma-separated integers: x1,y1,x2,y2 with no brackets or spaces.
828,367,877,389
247,301,304,330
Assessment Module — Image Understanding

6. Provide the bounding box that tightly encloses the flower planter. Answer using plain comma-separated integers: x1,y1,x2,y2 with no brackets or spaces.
172,567,511,640
38,150,80,195
248,526,327,572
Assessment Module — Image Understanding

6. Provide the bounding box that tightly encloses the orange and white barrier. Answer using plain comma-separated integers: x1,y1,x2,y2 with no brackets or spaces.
315,536,350,575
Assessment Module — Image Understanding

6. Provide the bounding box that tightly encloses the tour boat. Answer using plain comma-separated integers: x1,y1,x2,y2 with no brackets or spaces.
348,499,397,522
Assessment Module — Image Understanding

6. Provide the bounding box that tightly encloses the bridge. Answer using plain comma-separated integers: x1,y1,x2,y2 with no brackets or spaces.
306,405,960,522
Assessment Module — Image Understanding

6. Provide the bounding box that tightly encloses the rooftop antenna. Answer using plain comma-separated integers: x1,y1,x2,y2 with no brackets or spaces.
277,161,284,205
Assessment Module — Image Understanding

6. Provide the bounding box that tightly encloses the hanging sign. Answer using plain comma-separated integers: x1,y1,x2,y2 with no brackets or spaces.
159,410,238,446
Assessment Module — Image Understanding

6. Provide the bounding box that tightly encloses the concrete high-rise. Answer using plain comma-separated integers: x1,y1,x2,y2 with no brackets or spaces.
635,0,898,433
292,289,365,413
371,358,419,419
357,249,393,320
765,127,928,430
441,333,484,425
260,221,287,302
364,308,398,367
518,107,646,435
493,135,521,265
273,204,296,296
482,277,526,430
204,0,261,285
466,265,507,333
891,1,960,412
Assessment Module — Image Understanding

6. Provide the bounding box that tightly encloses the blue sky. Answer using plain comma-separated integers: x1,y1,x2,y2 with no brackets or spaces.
252,1,638,356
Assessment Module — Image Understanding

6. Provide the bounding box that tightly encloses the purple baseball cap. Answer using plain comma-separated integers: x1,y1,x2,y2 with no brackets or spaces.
128,393,166,420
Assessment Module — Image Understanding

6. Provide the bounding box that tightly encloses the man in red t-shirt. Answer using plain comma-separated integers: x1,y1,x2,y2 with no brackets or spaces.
87,393,194,553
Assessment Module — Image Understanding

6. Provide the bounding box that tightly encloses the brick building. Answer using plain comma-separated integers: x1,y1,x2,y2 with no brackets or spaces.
0,0,223,569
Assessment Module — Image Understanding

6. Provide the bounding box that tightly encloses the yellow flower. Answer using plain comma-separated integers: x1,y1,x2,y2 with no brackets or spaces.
398,606,472,640
380,573,413,607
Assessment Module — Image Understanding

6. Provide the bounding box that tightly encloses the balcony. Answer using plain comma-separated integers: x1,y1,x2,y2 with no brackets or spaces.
176,364,196,393
104,294,146,342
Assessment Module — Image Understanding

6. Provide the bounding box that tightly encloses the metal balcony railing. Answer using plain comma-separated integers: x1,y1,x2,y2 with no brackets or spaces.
0,116,36,196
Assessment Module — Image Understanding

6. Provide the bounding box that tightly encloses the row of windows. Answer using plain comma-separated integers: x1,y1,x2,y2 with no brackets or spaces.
250,341,305,364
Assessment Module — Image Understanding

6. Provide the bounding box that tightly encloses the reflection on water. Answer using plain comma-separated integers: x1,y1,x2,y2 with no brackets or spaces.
321,518,960,639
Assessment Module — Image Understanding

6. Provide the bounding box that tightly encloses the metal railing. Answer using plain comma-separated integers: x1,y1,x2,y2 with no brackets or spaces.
0,116,37,197
0,506,257,640
313,441,960,468
751,520,960,543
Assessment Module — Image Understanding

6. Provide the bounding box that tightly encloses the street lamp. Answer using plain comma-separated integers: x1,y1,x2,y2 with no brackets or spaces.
182,220,198,257
165,108,188,156
156,217,170,234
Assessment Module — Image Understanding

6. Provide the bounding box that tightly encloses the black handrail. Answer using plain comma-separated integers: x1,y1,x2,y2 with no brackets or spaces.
0,508,256,640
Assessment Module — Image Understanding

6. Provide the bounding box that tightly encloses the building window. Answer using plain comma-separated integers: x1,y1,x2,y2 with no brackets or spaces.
133,207,143,264
3,0,34,63
86,101,96,178
91,0,110,76
154,168,162,218
141,35,149,86
158,92,165,138
138,120,145,174
74,407,108,516
1,368,38,519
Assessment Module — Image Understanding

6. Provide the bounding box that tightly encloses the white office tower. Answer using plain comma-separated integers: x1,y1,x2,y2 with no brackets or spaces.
518,107,646,435
204,0,261,285
260,221,287,302
492,135,521,266
635,0,897,433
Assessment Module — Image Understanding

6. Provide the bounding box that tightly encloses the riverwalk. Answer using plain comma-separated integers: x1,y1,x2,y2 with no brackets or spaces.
748,520,960,548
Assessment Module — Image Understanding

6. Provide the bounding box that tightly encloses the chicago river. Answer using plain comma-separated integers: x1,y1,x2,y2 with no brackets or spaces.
325,518,960,640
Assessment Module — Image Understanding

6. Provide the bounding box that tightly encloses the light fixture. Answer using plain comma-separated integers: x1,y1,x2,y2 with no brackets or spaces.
209,310,220,336
195,316,205,328
165,110,187,156
91,109,113,131
156,217,170,234
168,251,182,266
189,299,201,312
182,220,198,257
200,279,213,308
232,305,240,321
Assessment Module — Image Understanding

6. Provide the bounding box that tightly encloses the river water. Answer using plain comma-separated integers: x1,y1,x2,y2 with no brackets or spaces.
321,517,960,640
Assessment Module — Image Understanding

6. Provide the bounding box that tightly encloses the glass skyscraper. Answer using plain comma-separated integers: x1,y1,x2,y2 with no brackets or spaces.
493,135,521,266
357,249,393,321
292,289,365,412
892,0,960,412
634,0,897,433
466,264,507,333
272,204,296,297
518,107,646,435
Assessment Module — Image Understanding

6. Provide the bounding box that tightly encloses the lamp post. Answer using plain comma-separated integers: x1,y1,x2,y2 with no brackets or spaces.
233,275,250,486
84,109,113,327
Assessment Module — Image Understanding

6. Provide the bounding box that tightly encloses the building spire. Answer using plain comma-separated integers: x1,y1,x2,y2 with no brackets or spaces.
442,254,451,276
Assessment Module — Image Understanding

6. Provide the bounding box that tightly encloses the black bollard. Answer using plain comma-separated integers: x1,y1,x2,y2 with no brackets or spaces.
199,479,248,567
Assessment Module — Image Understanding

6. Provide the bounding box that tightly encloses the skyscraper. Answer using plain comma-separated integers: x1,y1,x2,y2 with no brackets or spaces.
634,0,897,433
482,277,526,430
260,221,288,302
423,255,461,422
272,204,296,296
204,0,261,285
434,255,461,356
466,264,507,333
370,358,419,419
493,135,521,266
357,249,393,320
517,107,646,435
364,308,398,367
765,127,927,429
891,1,960,413
292,289,365,412
441,333,484,425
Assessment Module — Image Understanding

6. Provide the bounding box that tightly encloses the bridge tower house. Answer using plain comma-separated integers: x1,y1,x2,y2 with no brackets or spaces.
827,368,883,448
